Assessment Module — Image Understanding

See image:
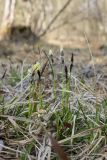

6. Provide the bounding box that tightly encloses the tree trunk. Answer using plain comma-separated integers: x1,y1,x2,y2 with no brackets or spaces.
0,0,16,40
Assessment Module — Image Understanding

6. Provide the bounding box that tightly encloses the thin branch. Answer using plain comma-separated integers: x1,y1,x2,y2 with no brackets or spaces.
39,0,73,37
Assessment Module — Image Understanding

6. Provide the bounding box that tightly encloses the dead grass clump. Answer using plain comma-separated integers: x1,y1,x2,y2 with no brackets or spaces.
0,49,106,160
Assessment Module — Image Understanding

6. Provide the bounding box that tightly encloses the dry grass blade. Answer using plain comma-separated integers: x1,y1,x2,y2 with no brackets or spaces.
1,69,7,79
40,60,48,76
8,116,20,129
59,125,105,144
0,139,4,152
49,134,69,160
43,50,54,78
0,157,5,160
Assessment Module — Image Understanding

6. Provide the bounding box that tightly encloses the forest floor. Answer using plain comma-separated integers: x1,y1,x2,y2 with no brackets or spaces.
0,36,107,159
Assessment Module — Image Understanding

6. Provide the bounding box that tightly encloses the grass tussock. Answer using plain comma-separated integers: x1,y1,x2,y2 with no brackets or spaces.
0,49,106,160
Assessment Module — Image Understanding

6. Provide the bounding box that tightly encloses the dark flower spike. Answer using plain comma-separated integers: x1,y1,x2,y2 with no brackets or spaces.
60,48,64,64
71,53,74,63
70,53,74,73
37,70,41,81
65,65,68,83
49,50,54,63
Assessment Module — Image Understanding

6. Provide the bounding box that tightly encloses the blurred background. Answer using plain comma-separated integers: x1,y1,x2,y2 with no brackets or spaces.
0,0,107,50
